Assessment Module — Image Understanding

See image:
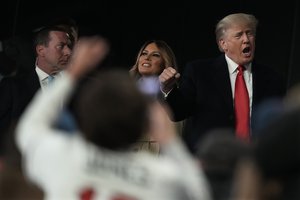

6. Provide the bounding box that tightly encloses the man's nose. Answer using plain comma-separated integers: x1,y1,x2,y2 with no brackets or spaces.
242,33,250,42
64,45,72,56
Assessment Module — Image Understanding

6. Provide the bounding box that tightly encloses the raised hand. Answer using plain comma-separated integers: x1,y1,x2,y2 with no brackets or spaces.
159,67,180,94
67,36,110,80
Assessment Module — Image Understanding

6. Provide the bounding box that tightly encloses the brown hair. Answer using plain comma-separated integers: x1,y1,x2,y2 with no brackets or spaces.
75,69,150,150
129,40,178,79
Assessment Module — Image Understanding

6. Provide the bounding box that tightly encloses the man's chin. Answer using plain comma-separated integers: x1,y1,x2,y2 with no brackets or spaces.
51,67,63,74
58,64,68,70
243,56,254,64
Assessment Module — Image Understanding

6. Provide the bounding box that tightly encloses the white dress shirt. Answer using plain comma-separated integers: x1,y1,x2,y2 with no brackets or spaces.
35,66,64,91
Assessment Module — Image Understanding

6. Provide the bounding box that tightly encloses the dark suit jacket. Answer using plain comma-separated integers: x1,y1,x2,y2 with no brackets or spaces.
0,69,40,153
11,70,41,119
166,54,286,154
0,68,81,154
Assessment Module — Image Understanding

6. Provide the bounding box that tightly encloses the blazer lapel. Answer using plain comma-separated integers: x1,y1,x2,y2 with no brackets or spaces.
251,61,266,106
211,55,234,111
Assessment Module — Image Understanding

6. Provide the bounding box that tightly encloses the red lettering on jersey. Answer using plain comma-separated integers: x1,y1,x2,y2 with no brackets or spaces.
79,188,95,200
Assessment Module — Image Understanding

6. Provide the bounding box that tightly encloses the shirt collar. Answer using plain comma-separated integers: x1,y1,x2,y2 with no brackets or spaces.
225,54,252,74
35,66,49,82
35,65,64,82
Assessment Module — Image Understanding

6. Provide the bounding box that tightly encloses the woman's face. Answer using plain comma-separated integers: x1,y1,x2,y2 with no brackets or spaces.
138,43,164,76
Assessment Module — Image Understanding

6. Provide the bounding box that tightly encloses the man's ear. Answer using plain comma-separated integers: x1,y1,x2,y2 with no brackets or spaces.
219,39,227,52
36,45,45,57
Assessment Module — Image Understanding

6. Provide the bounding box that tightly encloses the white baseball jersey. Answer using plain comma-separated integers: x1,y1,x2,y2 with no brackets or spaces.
16,74,212,200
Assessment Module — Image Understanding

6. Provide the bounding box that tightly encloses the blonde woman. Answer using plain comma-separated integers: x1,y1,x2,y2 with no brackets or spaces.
130,40,183,154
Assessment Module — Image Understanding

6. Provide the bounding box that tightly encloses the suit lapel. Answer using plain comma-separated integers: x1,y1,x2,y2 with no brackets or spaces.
251,62,264,106
211,55,234,111
12,70,41,116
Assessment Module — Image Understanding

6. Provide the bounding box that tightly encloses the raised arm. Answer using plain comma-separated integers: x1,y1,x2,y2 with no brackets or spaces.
67,36,109,80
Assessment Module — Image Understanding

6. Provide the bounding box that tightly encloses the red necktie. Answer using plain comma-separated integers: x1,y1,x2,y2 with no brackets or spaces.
234,65,250,141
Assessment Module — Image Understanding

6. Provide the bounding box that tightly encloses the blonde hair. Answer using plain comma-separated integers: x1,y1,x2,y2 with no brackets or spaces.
215,13,258,52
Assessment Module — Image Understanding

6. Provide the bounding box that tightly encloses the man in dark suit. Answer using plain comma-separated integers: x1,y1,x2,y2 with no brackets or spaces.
159,13,286,154
0,25,73,154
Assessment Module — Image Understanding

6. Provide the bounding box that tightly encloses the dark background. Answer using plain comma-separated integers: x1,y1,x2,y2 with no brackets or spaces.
1,0,300,90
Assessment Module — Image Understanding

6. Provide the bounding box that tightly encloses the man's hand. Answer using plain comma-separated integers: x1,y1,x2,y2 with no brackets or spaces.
159,67,180,94
67,36,110,80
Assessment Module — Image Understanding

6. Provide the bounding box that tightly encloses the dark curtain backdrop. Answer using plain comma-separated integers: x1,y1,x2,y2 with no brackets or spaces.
1,0,299,89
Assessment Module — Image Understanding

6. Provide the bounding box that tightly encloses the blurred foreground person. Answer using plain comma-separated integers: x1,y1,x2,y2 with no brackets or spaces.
196,129,253,200
15,36,211,200
253,108,300,200
0,122,43,200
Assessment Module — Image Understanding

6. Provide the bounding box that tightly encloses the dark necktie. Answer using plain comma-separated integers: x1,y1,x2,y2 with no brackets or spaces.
234,65,250,141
